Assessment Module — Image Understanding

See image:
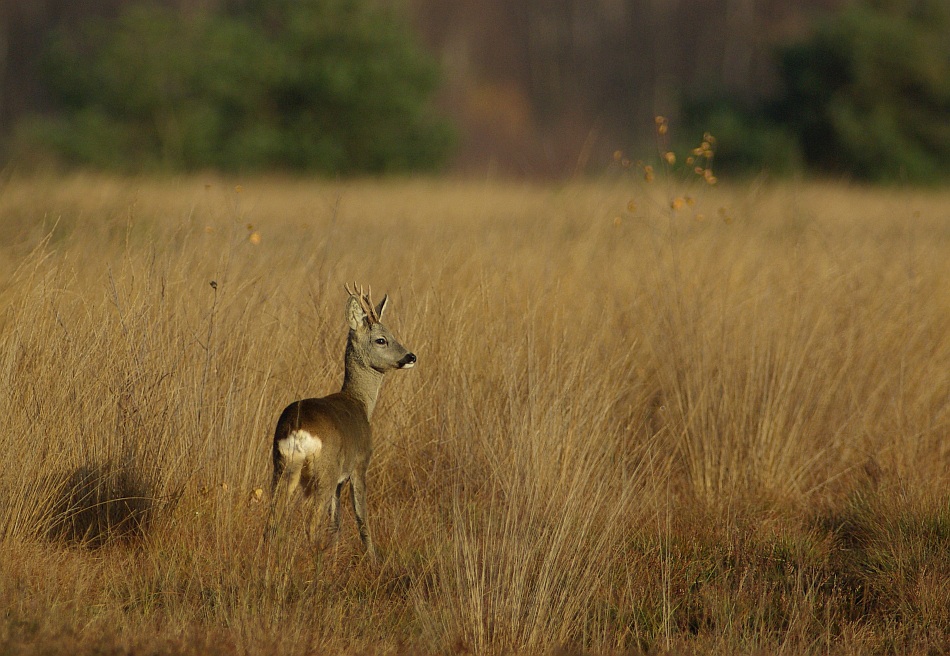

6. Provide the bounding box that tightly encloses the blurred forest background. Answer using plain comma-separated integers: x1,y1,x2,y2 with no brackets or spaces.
0,0,948,180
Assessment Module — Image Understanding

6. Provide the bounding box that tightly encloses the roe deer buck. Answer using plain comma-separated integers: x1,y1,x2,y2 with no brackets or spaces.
270,284,416,561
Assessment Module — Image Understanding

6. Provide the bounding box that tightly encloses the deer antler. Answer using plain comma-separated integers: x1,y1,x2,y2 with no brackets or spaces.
344,282,380,324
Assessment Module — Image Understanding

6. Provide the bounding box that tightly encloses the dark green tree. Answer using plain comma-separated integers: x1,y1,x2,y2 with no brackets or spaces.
21,1,452,173
680,97,802,176
774,0,950,182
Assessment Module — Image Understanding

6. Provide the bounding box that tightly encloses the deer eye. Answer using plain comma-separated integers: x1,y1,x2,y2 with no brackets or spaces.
374,337,388,346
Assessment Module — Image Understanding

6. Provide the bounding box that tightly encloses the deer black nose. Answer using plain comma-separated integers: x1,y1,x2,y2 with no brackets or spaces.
399,353,417,368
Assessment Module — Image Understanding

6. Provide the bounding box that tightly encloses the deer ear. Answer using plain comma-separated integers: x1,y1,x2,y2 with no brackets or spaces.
375,294,389,320
346,295,367,330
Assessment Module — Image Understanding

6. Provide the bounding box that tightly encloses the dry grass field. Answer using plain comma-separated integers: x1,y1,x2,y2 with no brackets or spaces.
0,172,948,654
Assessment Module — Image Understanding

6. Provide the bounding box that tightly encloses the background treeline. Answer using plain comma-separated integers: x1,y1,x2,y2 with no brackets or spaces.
3,0,453,174
1,0,948,180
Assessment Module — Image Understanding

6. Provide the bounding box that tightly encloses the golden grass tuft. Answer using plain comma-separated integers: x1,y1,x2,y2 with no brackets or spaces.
0,173,947,654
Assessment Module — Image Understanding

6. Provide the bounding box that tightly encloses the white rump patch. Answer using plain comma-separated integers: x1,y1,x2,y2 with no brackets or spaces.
277,429,322,465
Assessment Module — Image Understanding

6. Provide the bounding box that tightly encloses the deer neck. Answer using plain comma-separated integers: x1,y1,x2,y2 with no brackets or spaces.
341,340,385,419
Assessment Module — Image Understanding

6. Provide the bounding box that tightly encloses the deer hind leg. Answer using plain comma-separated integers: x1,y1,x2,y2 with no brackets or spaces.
272,456,304,504
313,479,348,552
267,459,302,536
273,430,322,505
306,480,339,551
268,430,322,537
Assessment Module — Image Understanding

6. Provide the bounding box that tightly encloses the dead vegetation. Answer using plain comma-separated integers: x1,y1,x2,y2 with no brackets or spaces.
0,174,947,654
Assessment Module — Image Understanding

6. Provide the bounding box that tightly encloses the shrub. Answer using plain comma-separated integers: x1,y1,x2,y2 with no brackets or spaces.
681,98,802,176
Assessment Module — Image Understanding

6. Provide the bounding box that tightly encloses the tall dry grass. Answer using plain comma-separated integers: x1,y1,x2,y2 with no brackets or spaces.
0,173,947,654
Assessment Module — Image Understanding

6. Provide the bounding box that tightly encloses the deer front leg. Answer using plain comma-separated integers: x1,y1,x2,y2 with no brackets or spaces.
329,481,344,535
350,471,377,562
